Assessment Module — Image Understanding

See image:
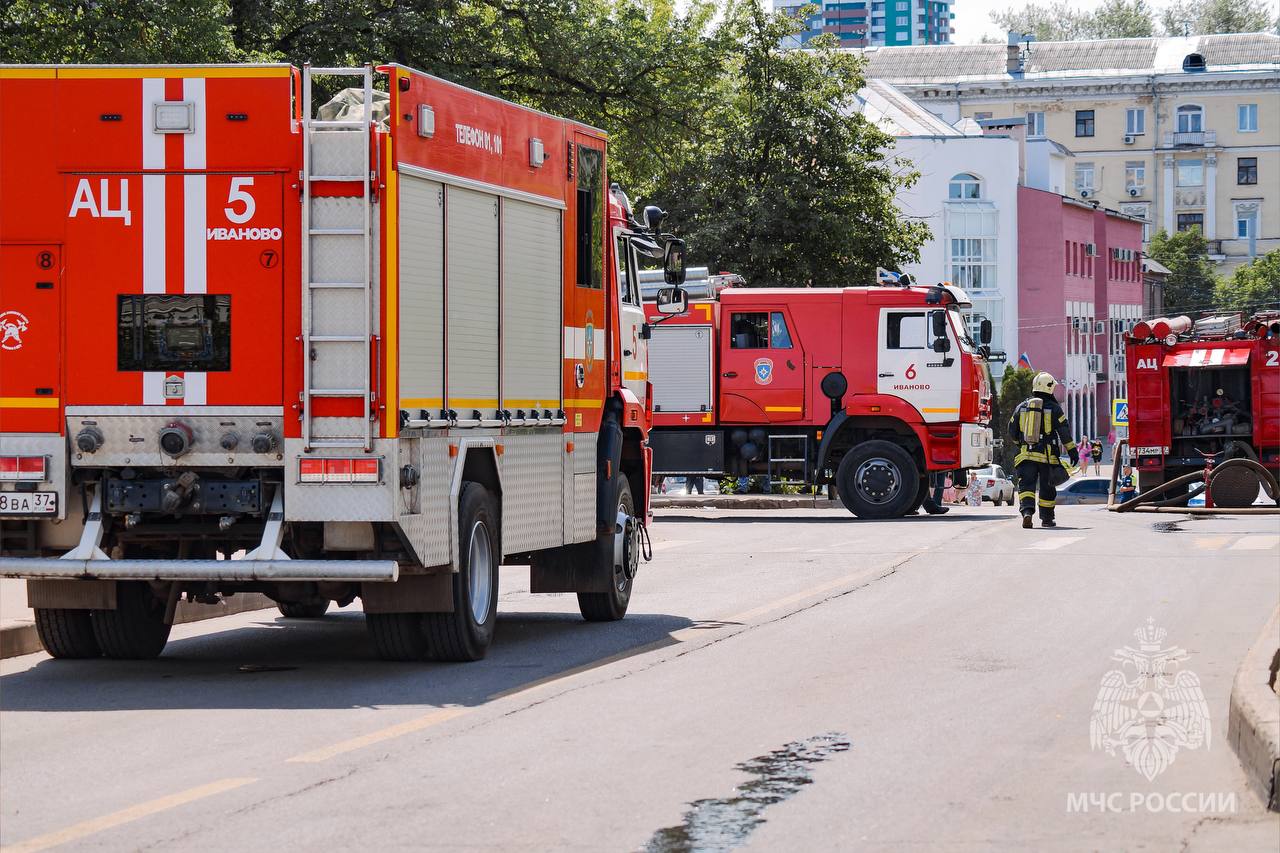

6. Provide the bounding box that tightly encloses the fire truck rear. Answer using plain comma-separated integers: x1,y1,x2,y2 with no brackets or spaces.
1125,312,1280,494
643,278,994,518
0,63,686,661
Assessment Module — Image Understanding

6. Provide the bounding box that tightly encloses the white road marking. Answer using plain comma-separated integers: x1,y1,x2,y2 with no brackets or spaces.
1194,537,1230,550
649,539,692,552
1229,535,1280,551
1022,537,1084,551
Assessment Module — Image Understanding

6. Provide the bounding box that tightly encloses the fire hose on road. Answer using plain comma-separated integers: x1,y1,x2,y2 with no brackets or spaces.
1107,446,1280,515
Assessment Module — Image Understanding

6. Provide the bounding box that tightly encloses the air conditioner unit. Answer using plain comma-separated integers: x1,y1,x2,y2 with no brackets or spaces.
1128,186,1142,197
1080,189,1092,199
1093,320,1105,335
1085,243,1097,256
1123,134,1136,145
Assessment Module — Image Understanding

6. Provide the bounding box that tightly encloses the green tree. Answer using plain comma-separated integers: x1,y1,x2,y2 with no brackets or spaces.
1214,250,1280,313
1086,0,1157,38
996,367,1034,474
1,0,239,63
991,0,1155,41
1146,229,1219,314
1160,0,1277,36
648,4,930,286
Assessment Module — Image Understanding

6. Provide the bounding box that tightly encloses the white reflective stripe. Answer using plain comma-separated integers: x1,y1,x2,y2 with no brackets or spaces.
181,78,206,169
141,78,166,169
142,175,166,294
562,326,603,361
143,372,165,405
183,372,206,404
1190,348,1208,367
183,174,206,294
1209,347,1226,365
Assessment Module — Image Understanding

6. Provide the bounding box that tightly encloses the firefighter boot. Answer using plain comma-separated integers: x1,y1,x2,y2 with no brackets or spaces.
1021,514,1033,529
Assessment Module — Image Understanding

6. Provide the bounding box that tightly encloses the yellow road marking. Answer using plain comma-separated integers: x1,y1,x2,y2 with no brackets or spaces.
0,777,256,853
285,708,468,763
1194,536,1230,550
718,569,880,624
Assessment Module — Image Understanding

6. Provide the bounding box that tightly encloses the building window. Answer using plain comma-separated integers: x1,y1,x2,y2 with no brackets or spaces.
1026,111,1044,137
1075,110,1095,137
1176,159,1203,187
1176,105,1203,133
1234,203,1260,241
895,16,908,24
1074,162,1095,193
1238,157,1257,185
1125,161,1146,191
973,111,992,122
946,204,998,292
895,1,908,8
1121,204,1152,242
1238,103,1258,132
1176,213,1204,232
1125,108,1145,135
948,172,981,199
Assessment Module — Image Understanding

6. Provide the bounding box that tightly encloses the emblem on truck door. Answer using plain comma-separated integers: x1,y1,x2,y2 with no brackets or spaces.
753,358,773,385
0,310,29,350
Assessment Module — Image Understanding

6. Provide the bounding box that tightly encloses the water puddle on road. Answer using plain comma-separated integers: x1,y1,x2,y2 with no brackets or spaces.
642,732,850,853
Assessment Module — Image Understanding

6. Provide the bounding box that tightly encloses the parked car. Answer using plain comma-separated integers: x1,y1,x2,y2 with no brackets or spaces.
1055,476,1112,505
972,465,1016,505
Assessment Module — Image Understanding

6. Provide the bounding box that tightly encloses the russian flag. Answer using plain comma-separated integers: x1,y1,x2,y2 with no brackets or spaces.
1017,352,1033,370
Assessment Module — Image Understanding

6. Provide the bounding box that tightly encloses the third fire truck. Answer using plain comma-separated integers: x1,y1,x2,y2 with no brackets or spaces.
644,276,995,518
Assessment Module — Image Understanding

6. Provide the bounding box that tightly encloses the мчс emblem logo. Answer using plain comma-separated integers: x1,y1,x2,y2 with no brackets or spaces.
0,310,29,350
1089,618,1211,781
753,358,773,385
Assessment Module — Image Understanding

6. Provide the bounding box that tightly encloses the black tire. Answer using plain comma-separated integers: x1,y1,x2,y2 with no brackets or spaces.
835,440,921,519
993,494,1002,506
278,601,329,618
34,609,101,659
367,612,430,662
91,582,171,660
424,481,500,662
578,477,637,622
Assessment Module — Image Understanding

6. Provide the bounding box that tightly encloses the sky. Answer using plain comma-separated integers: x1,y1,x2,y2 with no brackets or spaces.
952,0,1280,44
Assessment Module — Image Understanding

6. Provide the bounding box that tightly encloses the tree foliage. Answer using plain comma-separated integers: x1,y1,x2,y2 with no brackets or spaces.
647,5,930,285
1214,250,1280,313
996,367,1035,473
0,1,927,285
1147,228,1220,315
991,0,1275,40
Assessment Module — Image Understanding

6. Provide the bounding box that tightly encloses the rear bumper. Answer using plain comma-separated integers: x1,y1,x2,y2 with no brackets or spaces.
0,558,399,582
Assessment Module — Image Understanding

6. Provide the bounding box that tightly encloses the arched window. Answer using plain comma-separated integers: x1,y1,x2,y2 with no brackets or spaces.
948,173,981,200
1176,105,1203,133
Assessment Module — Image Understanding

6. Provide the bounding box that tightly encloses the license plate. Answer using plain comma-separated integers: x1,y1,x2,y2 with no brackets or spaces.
1134,446,1165,456
0,491,58,515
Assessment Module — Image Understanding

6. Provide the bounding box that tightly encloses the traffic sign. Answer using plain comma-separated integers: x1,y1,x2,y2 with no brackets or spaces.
1112,398,1129,426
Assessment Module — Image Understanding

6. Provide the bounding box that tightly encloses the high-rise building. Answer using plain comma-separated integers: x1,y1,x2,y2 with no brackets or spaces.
774,0,955,49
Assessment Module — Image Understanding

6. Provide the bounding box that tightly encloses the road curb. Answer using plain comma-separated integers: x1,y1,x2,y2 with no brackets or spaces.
653,495,841,510
1227,605,1280,811
0,593,278,660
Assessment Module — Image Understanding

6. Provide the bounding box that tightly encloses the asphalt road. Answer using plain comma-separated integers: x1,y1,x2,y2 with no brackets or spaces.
1,504,1278,852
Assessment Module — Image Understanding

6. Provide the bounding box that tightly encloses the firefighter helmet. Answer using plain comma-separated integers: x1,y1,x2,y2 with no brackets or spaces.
1032,371,1057,394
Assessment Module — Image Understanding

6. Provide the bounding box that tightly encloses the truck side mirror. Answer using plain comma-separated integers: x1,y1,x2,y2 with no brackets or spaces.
655,286,688,316
663,238,686,285
979,318,993,345
932,337,951,354
930,310,947,338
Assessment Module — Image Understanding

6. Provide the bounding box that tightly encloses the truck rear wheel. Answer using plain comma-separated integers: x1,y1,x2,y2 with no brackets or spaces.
578,477,637,622
278,601,329,618
835,440,920,519
91,582,171,660
34,608,100,659
424,481,500,662
367,612,429,661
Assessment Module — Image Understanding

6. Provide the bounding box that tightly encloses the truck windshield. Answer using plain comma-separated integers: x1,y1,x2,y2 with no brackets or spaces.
948,306,975,354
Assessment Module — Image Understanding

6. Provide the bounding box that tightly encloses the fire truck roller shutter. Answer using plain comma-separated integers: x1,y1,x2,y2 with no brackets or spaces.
398,176,445,412
650,325,713,413
500,200,565,554
446,186,499,413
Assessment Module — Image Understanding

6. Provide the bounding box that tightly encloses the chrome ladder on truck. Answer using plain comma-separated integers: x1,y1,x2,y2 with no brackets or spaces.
300,65,375,451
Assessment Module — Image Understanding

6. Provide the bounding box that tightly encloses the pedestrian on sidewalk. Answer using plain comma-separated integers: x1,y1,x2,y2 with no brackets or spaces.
1079,435,1092,474
1009,372,1078,529
1090,437,1104,476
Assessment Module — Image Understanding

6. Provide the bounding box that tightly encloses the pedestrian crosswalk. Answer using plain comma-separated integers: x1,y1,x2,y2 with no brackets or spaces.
1018,534,1278,552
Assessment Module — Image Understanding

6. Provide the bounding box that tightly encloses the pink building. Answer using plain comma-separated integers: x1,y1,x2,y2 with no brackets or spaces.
1018,187,1144,441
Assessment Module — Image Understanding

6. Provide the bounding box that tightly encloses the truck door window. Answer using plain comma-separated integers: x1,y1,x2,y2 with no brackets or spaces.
575,145,603,289
730,312,792,349
118,294,231,372
887,312,927,349
616,236,639,306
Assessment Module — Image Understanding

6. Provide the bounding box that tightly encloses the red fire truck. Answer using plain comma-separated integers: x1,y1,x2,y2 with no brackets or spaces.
1124,312,1280,493
643,279,995,518
0,62,688,661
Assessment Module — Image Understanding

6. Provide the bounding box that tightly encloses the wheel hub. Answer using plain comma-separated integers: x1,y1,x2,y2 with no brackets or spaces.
467,519,493,624
855,458,901,505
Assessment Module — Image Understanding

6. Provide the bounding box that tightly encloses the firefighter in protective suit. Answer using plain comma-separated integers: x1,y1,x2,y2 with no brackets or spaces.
1008,372,1078,529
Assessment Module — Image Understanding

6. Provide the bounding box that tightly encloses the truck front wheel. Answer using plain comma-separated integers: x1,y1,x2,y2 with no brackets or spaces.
91,582,171,660
578,477,637,622
34,608,100,659
835,440,920,519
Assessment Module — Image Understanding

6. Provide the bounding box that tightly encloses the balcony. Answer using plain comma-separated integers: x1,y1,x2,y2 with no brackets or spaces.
1163,130,1216,148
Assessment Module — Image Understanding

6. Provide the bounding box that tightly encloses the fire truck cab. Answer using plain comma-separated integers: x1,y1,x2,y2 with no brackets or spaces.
645,279,994,518
0,63,687,661
1125,312,1280,492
